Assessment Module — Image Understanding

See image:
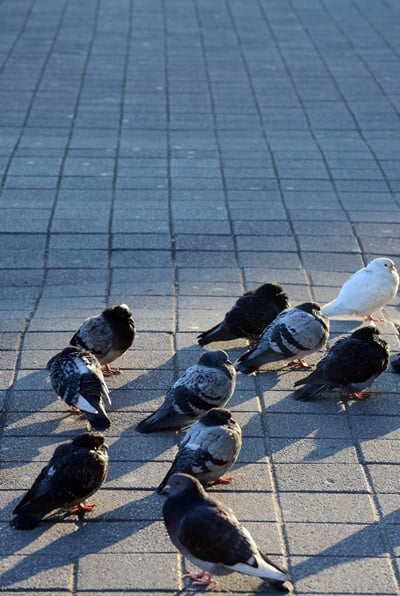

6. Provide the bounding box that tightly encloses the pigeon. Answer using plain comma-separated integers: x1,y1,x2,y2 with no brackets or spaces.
11,433,108,530
161,473,290,589
321,258,399,322
158,408,242,493
197,283,290,346
47,346,111,431
236,302,329,374
70,304,136,375
136,350,236,433
293,326,390,400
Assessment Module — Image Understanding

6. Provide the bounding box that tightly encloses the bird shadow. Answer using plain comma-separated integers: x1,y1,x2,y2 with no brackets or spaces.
290,508,400,586
0,491,175,590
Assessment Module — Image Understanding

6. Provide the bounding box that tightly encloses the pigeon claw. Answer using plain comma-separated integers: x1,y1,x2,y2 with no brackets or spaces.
215,476,233,484
348,391,371,400
102,364,121,376
363,314,385,322
69,502,96,513
183,570,218,587
289,359,314,369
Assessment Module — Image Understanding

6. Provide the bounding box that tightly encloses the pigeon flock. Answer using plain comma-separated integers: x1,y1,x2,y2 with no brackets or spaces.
10,258,400,591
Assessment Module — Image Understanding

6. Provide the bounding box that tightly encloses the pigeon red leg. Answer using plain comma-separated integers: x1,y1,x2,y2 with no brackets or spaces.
69,502,96,512
183,570,218,587
289,359,314,369
364,314,385,322
102,364,121,376
215,476,233,484
348,391,371,400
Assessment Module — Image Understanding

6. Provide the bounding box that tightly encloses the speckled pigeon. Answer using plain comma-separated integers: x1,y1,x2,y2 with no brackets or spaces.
136,350,236,433
158,408,242,492
161,473,290,589
293,326,390,400
236,302,329,374
47,346,111,431
197,283,290,346
70,304,135,375
11,433,108,530
322,258,399,322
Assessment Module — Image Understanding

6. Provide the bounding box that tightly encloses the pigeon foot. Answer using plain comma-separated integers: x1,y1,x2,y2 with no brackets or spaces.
69,502,96,513
289,359,314,369
214,476,233,484
364,314,385,322
183,570,218,587
102,364,121,376
68,406,81,414
348,391,371,400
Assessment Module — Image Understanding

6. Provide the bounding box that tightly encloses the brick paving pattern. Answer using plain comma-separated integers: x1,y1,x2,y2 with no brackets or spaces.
0,0,400,594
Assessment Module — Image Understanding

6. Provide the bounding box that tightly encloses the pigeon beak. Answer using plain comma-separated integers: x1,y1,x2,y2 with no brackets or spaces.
391,263,397,273
160,484,171,495
103,442,109,450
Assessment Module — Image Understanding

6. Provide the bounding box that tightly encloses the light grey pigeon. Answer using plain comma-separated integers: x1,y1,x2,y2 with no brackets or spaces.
197,283,290,346
293,326,390,400
236,302,329,374
136,351,236,433
47,346,111,431
70,304,136,375
158,408,242,493
11,433,108,530
322,257,399,321
162,473,290,589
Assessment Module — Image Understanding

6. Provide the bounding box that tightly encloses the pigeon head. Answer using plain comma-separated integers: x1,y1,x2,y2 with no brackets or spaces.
198,350,231,368
200,407,233,427
104,304,133,320
367,257,397,275
161,472,204,497
295,302,321,314
255,282,285,297
351,326,380,341
72,432,108,451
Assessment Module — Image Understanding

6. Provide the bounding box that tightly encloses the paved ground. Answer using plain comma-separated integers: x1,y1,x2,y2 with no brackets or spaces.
0,0,400,594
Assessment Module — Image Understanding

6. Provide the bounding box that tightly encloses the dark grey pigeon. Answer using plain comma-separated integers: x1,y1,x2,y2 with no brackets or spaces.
158,408,242,493
136,351,236,433
11,433,108,530
236,302,329,374
293,326,390,400
47,346,111,431
70,304,135,375
197,283,290,346
162,473,290,589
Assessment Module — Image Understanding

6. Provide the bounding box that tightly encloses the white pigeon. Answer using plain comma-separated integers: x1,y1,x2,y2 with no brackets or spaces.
322,257,399,321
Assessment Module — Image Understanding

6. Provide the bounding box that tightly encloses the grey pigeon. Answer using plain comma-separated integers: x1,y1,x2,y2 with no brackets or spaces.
136,350,236,433
162,473,290,589
158,408,242,493
47,346,111,431
11,433,108,530
70,304,135,375
322,257,399,322
236,302,329,374
197,283,290,346
293,326,390,400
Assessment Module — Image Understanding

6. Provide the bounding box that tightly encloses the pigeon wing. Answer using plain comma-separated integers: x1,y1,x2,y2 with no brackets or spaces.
71,315,113,359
